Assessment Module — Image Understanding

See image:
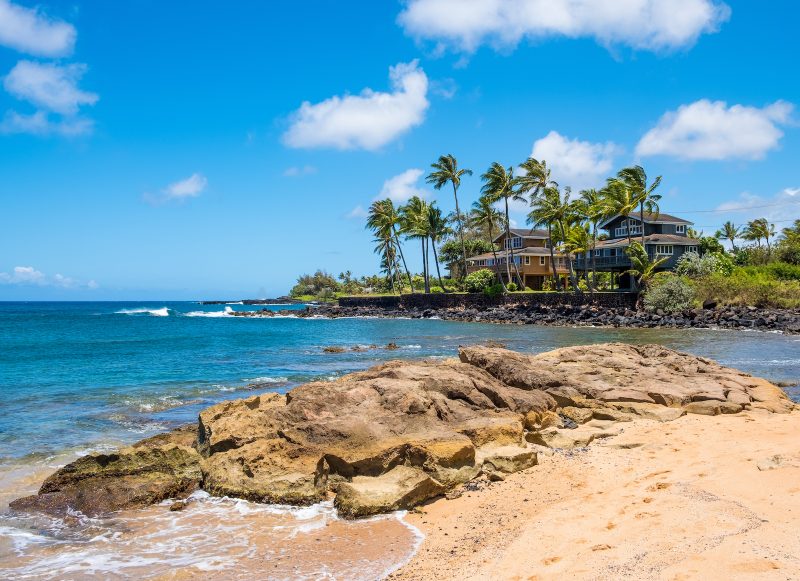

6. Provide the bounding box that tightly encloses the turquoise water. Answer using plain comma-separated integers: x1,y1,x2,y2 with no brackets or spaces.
1,301,798,463
0,301,798,579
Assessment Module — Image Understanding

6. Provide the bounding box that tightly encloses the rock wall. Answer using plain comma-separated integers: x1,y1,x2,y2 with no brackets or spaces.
338,292,637,310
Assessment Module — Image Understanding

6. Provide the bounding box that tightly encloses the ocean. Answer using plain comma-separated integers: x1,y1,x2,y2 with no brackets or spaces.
0,301,798,579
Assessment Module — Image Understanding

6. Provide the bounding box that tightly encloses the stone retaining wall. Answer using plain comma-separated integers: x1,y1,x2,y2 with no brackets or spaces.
338,292,637,310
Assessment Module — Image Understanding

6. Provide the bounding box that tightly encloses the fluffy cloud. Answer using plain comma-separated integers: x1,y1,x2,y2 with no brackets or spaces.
143,173,208,205
0,266,97,289
0,109,92,136
530,131,618,190
4,61,98,115
377,168,428,203
0,0,75,57
636,100,793,161
398,0,730,54
283,61,429,150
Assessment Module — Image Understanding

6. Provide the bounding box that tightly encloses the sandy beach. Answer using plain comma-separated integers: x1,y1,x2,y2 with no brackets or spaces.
393,409,800,581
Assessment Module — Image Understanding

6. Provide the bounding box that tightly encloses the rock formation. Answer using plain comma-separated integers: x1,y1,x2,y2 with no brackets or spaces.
11,344,793,518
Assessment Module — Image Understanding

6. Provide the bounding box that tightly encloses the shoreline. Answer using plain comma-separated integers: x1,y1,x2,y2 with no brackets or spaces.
392,409,800,580
229,302,800,335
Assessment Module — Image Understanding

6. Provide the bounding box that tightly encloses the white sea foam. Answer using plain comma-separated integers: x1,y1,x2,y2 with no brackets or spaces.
243,376,289,384
184,306,233,318
115,307,170,317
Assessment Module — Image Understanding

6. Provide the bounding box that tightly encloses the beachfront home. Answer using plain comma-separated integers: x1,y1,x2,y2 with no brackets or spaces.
464,228,570,290
574,212,701,289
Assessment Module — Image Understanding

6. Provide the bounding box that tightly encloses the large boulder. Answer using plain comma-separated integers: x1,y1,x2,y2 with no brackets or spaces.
13,343,793,518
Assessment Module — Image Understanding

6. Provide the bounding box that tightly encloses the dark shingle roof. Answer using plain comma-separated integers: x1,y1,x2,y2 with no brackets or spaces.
493,228,549,242
599,212,693,229
594,234,701,248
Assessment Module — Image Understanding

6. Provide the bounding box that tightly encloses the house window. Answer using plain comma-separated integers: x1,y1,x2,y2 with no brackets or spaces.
629,225,642,235
676,225,686,234
524,256,530,265
655,245,674,256
609,249,617,257
539,256,546,266
594,249,602,256
686,246,698,253
614,227,627,238
504,237,523,249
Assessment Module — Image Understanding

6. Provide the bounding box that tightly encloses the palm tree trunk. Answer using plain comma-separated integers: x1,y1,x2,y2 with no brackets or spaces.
559,220,580,294
392,228,413,293
503,198,523,288
487,224,508,292
452,182,468,280
431,237,445,289
547,224,561,291
590,223,598,297
640,202,646,247
422,239,430,294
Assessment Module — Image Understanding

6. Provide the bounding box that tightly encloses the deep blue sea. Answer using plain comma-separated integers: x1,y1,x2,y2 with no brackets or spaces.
0,301,798,579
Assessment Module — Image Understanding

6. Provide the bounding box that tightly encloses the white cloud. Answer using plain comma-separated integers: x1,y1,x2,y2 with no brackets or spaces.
714,187,800,224
4,60,98,115
398,0,730,55
0,0,76,57
0,109,92,136
165,173,207,199
283,165,318,177
0,266,97,288
346,205,368,219
283,60,429,150
377,168,428,203
529,130,618,190
636,100,793,161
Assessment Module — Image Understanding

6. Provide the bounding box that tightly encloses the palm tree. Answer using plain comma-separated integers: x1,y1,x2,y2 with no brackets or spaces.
552,187,581,294
624,241,668,307
528,186,564,291
743,219,768,251
373,236,398,293
366,199,413,292
565,222,592,291
399,196,431,293
426,204,450,290
576,188,610,293
715,221,741,253
614,165,662,248
481,162,525,288
602,179,639,244
426,154,472,280
469,195,507,291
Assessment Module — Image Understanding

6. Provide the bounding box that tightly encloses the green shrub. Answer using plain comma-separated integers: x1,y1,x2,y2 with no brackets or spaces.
692,269,800,309
676,251,733,278
430,286,444,294
465,269,497,293
744,262,800,281
484,283,504,297
506,282,518,292
643,275,695,313
776,239,800,265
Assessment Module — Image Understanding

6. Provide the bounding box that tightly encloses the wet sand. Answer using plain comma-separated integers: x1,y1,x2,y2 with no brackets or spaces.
392,410,800,580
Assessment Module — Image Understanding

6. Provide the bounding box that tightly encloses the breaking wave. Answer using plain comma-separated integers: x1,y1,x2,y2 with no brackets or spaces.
115,307,170,317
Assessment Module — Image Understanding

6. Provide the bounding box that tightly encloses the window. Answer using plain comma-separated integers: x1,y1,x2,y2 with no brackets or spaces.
524,256,530,265
686,246,698,253
504,237,523,249
655,245,674,256
614,227,627,238
609,249,617,257
676,225,686,234
629,225,642,235
594,249,602,256
539,256,546,266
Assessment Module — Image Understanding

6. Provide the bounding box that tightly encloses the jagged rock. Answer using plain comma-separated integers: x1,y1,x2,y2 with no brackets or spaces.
560,406,594,424
526,428,595,449
10,444,201,517
334,466,446,518
684,400,743,416
608,402,685,422
477,445,537,474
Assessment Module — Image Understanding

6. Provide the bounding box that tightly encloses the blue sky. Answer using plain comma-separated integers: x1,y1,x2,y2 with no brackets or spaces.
0,0,798,300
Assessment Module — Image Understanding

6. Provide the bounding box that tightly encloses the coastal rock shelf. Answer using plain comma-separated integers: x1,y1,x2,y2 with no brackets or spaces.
11,344,794,518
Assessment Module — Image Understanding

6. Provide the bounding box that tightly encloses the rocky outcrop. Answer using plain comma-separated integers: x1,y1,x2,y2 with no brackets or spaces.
12,344,794,518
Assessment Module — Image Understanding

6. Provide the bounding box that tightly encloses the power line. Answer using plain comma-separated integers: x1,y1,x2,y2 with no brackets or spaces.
668,198,800,214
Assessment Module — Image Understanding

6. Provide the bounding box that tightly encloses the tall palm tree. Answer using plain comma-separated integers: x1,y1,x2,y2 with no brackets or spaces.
602,178,639,244
565,222,592,291
614,165,662,247
552,187,581,293
469,195,507,291
426,154,472,279
528,186,564,291
373,236,398,293
481,162,524,288
426,204,450,290
576,188,609,293
715,221,741,253
366,199,413,292
625,241,669,307
399,196,432,293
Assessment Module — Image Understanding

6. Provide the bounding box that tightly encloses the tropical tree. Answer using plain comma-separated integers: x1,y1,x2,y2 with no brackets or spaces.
565,222,592,291
469,195,507,291
613,165,662,247
426,154,472,279
399,196,432,293
715,221,741,253
481,162,525,288
426,204,450,290
366,199,413,292
602,179,639,243
373,236,398,293
528,186,565,291
576,188,610,292
551,187,582,293
624,241,669,307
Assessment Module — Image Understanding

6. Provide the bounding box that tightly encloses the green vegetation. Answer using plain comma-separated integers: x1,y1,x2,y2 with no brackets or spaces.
643,274,695,313
464,268,496,293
